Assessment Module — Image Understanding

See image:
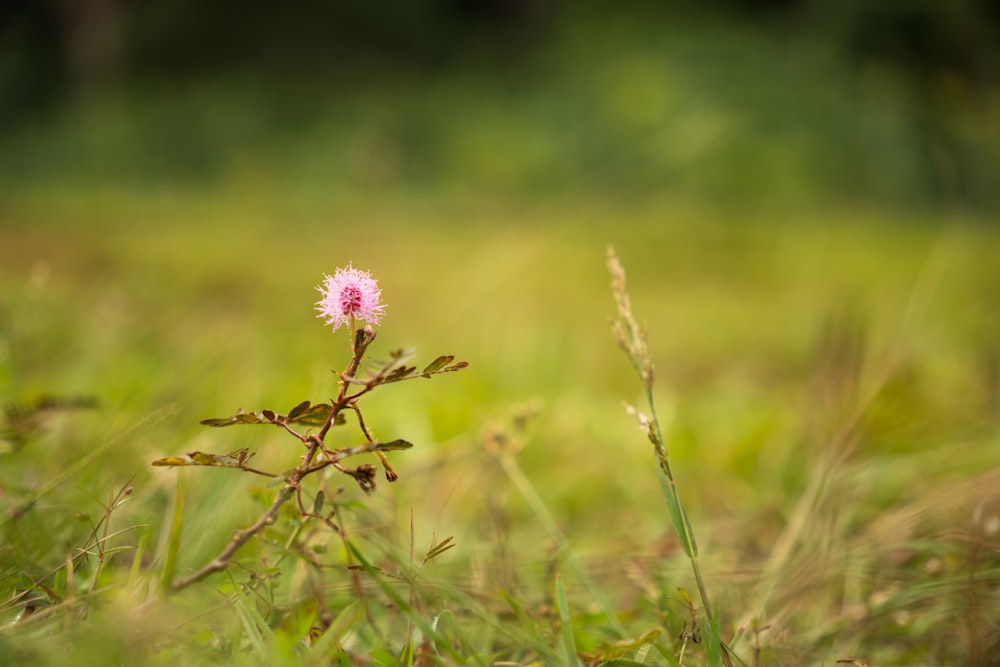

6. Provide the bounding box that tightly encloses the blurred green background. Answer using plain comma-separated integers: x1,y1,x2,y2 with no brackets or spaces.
3,0,1000,210
2,1,1000,664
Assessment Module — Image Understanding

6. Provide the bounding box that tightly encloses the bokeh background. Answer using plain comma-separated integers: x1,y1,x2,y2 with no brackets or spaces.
3,0,1000,210
2,1,1000,664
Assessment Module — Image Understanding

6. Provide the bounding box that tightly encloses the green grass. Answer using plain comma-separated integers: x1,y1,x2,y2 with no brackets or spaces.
2,198,999,665
2,10,1000,663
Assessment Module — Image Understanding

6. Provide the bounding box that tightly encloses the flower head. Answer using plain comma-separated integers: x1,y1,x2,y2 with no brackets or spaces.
315,264,386,332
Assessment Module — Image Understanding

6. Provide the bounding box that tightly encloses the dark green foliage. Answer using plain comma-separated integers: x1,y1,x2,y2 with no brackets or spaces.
199,404,344,428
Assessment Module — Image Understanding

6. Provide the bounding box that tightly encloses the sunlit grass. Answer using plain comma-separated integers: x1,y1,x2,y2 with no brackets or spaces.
2,189,999,665
3,4,1000,659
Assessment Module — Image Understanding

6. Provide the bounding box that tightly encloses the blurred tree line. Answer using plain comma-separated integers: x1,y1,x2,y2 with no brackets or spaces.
2,0,998,211
3,0,997,115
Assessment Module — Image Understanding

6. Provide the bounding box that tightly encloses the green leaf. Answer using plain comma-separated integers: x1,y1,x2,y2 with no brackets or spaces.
151,448,257,470
556,574,580,665
499,592,563,664
421,355,454,375
199,416,240,427
367,648,399,667
345,542,472,666
287,400,311,421
651,641,683,667
704,618,727,667
290,403,343,427
421,358,469,378
374,439,413,451
383,366,417,383
658,470,697,559
423,536,456,563
233,594,274,657
200,410,267,427
160,474,184,592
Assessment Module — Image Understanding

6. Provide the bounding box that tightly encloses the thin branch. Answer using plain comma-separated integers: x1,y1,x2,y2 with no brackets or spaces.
170,441,320,592
350,403,397,481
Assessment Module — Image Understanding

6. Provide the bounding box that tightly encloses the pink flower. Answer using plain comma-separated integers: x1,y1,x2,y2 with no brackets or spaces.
315,265,386,331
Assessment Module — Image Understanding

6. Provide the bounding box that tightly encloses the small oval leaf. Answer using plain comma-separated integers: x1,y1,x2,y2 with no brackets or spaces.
151,456,190,467
235,413,264,425
385,366,416,383
374,439,413,451
290,403,335,426
422,355,454,374
200,417,235,427
287,400,311,420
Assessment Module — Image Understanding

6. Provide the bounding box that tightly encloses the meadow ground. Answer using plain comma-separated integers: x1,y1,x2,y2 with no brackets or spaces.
2,192,999,665
2,8,1000,663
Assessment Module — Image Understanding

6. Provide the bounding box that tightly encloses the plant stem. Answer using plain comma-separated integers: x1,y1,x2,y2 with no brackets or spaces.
170,440,320,592
646,389,713,620
607,247,729,665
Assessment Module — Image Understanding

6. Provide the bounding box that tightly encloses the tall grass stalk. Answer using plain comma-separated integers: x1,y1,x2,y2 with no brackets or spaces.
607,247,729,667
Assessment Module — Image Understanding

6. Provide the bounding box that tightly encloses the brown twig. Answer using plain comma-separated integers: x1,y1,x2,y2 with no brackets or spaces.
350,403,397,481
166,307,466,596
170,330,377,592
169,455,309,592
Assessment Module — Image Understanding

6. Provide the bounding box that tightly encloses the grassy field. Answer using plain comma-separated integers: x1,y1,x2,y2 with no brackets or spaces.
2,9,1000,664
2,195,999,666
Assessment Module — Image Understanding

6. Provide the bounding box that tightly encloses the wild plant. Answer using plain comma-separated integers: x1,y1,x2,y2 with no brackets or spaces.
150,264,468,640
607,246,732,667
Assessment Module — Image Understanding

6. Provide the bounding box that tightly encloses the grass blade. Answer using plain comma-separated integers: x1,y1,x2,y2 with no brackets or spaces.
159,472,185,592
345,540,487,667
556,574,580,666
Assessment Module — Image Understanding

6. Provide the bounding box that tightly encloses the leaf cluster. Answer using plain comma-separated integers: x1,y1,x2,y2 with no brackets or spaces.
346,350,470,388
198,401,344,429
149,323,468,596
